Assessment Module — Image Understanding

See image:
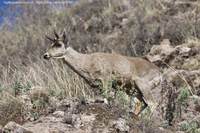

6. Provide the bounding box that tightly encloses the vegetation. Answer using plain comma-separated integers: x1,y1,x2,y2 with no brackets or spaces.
178,87,190,105
180,120,199,133
0,0,200,131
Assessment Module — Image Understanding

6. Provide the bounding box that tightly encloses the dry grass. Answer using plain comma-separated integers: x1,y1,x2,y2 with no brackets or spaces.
0,60,93,125
0,0,200,125
0,93,24,125
0,60,92,99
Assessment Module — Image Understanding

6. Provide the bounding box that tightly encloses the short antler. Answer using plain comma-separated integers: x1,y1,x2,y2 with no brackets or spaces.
45,35,54,42
54,30,59,39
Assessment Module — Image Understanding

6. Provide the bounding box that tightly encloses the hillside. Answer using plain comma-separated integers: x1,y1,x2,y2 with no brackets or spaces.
0,0,200,132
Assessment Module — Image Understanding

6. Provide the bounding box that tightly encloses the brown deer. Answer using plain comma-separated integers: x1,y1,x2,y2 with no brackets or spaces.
43,30,161,115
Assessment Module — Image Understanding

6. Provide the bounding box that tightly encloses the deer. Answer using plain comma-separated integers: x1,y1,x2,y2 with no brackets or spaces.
43,30,162,115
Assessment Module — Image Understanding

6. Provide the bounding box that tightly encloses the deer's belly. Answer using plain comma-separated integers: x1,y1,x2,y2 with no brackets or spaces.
90,68,132,80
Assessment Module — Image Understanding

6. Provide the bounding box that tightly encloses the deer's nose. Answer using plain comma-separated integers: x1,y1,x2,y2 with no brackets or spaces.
43,53,50,60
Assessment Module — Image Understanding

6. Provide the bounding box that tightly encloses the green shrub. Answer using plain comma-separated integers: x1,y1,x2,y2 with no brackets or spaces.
180,121,199,133
178,88,190,105
12,81,32,96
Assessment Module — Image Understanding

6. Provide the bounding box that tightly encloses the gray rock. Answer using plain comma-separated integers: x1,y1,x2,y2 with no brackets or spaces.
63,114,82,128
53,111,65,118
113,118,129,132
3,121,33,133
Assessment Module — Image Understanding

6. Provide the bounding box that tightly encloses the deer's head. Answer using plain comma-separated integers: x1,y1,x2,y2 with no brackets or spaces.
43,30,68,60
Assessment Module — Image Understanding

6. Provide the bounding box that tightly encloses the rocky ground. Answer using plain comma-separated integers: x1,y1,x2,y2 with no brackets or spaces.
147,39,200,132
0,39,199,133
0,97,173,133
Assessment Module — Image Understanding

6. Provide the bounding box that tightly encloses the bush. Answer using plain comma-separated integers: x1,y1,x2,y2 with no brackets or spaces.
0,93,24,126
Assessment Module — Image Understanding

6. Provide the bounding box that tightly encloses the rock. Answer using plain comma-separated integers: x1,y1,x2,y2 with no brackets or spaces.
147,39,175,64
72,115,82,129
148,38,200,72
3,121,33,133
19,98,143,132
46,97,60,114
155,39,174,56
81,114,96,124
49,97,60,108
94,97,109,104
23,116,69,133
121,18,129,26
63,113,82,128
57,98,74,112
176,46,191,55
63,113,73,125
113,118,129,132
53,111,65,118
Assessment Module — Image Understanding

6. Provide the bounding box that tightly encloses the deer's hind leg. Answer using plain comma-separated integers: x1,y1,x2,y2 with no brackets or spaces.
128,81,148,115
133,91,148,115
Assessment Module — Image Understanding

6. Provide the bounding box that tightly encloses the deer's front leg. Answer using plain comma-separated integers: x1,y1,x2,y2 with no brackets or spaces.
94,78,115,106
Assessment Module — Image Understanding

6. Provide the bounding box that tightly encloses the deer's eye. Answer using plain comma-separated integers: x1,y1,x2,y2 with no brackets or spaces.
54,43,62,47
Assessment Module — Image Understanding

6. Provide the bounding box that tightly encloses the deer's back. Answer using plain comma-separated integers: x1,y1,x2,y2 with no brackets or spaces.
86,53,160,81
127,57,160,78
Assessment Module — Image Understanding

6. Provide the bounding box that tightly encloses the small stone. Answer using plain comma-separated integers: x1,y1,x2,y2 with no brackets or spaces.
94,97,109,104
63,113,73,124
30,117,35,122
103,98,109,105
63,114,82,128
53,111,65,118
72,115,82,129
176,46,191,54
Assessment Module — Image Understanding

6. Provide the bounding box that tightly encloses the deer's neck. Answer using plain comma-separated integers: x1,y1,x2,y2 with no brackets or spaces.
62,47,91,84
63,47,83,64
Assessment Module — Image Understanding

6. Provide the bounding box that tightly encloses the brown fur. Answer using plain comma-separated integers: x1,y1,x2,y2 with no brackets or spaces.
43,31,161,115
